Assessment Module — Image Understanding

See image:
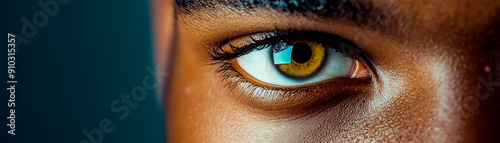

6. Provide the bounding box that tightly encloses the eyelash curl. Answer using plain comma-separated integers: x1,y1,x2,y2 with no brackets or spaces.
215,62,317,102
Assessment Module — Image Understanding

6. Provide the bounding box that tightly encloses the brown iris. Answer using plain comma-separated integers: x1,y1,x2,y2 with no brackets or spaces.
275,40,326,78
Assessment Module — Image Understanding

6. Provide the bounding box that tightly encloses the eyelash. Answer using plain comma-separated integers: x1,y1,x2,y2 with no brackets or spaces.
209,31,364,62
208,30,369,100
215,62,318,101
208,31,286,61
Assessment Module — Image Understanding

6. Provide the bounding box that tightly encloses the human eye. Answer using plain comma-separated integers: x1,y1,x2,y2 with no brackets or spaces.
209,31,373,113
234,31,369,86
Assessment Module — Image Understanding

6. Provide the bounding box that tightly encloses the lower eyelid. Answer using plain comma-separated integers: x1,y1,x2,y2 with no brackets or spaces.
218,60,372,116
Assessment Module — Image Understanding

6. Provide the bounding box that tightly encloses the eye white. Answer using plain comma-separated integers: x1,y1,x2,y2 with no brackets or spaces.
236,45,352,86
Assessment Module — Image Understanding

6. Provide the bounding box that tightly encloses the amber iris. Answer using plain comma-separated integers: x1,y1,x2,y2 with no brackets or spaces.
275,40,326,78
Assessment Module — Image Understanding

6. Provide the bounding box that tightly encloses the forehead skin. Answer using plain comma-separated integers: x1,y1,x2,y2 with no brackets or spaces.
164,0,500,142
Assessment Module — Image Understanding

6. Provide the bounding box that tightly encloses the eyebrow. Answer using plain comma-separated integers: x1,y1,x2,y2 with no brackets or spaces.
176,0,405,30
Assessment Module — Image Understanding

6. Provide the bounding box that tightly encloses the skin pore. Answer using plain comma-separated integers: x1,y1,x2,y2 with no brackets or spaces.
160,0,500,142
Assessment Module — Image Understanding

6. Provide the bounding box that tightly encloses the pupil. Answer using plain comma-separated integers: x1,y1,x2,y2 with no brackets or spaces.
291,43,312,63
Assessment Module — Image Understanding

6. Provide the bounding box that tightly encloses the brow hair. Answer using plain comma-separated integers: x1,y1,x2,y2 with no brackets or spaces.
175,0,403,30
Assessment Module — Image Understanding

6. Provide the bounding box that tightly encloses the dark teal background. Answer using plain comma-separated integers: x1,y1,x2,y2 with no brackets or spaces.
2,0,166,142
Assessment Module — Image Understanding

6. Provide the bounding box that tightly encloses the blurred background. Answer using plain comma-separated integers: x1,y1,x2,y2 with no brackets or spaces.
1,0,166,142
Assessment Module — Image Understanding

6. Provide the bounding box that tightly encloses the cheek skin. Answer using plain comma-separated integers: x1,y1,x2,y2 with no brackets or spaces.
167,1,500,142
169,29,500,142
167,27,246,142
168,27,290,142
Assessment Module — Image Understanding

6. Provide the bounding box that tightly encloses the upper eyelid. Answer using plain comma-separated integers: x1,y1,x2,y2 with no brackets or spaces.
210,31,368,62
208,31,285,61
